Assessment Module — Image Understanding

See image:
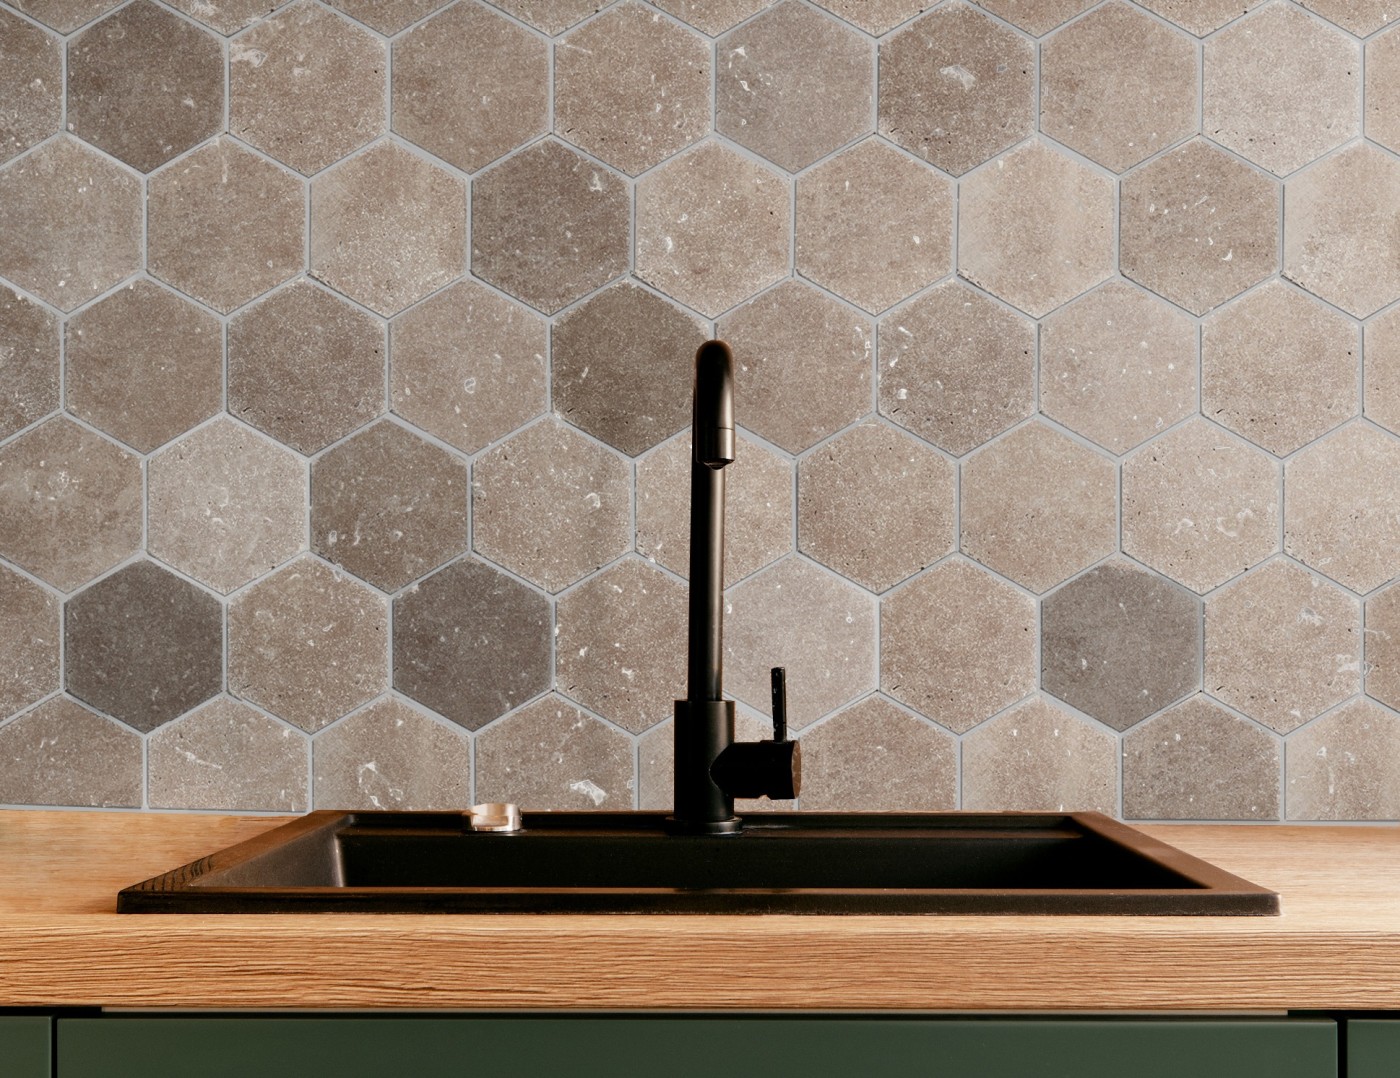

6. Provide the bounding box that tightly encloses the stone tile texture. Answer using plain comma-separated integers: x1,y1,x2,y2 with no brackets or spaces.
1287,698,1400,820
0,695,141,806
0,563,59,720
0,7,61,166
313,697,471,810
962,697,1117,813
0,286,59,440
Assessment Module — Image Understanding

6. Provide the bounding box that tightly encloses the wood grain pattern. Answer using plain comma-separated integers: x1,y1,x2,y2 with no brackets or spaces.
1,811,1398,1011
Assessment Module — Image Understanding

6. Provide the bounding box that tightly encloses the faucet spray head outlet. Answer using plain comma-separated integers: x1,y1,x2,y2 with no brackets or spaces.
693,339,735,468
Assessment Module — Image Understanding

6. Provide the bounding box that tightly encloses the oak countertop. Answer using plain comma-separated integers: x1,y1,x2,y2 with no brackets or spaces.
2,811,1397,1012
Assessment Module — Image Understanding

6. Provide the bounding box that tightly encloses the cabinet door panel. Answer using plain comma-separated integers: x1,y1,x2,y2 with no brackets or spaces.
0,1016,51,1078
1346,1020,1400,1078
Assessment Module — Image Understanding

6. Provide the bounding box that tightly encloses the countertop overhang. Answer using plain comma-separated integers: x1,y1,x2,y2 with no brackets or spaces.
2,811,1397,1012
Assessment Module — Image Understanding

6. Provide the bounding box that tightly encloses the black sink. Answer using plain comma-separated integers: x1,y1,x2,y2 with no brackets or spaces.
118,810,1278,915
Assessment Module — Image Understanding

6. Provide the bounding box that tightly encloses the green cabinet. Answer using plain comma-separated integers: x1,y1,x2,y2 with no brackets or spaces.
1346,1020,1400,1077
57,1016,1336,1078
0,1016,51,1078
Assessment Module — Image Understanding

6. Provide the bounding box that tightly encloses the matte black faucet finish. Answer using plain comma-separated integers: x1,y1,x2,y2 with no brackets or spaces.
668,340,800,836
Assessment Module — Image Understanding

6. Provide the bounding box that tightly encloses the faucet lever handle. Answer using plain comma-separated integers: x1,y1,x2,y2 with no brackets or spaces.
770,666,788,742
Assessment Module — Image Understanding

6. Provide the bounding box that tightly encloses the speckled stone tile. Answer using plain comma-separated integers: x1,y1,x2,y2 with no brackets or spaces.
228,556,388,733
148,418,307,594
1286,698,1400,820
0,417,141,592
476,695,634,810
798,422,954,593
148,137,305,315
393,2,547,173
877,281,1034,457
1040,282,1196,455
970,0,1093,35
64,560,222,732
716,1,873,173
0,695,140,807
1043,559,1201,731
0,136,141,311
149,697,308,812
1121,418,1280,594
313,697,471,810
5,0,122,33
1284,143,1400,319
1134,0,1259,36
1206,559,1359,733
489,0,602,34
962,697,1117,813
0,564,58,720
311,420,469,592
797,696,956,811
65,279,222,453
1119,138,1280,317
1299,0,1399,37
637,140,790,318
1123,695,1279,820
1285,422,1400,594
230,2,385,176
636,432,792,586
229,279,386,456
556,2,710,177
716,280,872,454
1364,581,1400,711
637,708,798,814
881,558,1036,733
1202,281,1358,456
961,422,1117,594
878,3,1034,176
0,8,60,165
1040,2,1197,174
811,0,929,35
1367,306,1400,436
472,418,631,593
393,557,551,731
311,141,464,317
471,139,630,315
958,140,1114,317
166,0,295,34
648,0,766,35
324,0,448,35
391,280,547,455
556,558,687,734
1204,4,1358,177
66,1,222,173
724,557,876,728
0,285,58,440
796,138,954,315
1368,27,1400,155
552,282,707,456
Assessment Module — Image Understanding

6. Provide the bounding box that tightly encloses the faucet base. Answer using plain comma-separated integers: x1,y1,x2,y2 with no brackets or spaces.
662,815,744,836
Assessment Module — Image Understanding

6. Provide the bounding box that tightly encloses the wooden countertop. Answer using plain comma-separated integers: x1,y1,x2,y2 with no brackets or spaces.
2,810,1398,1012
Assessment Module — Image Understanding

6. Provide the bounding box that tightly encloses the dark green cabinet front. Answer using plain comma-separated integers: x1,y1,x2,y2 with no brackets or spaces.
1346,1020,1400,1078
0,1016,51,1078
57,1016,1336,1078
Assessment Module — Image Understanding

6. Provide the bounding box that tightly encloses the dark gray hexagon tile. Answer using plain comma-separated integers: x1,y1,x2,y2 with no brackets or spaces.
230,279,386,456
1206,559,1359,734
1123,695,1279,821
798,422,954,594
637,709,796,813
149,137,305,315
963,697,1118,813
1366,582,1400,711
797,696,956,811
0,7,61,166
0,563,59,720
149,697,309,812
476,695,634,811
65,560,223,732
65,279,222,454
555,1,710,177
636,432,792,586
552,282,707,457
471,139,630,316
0,136,142,311
877,280,1034,457
311,420,469,592
0,695,140,807
323,0,448,35
390,280,547,455
1043,559,1201,732
0,417,142,592
717,280,872,454
229,556,388,733
313,697,471,810
148,418,307,595
881,558,1036,733
556,558,686,734
472,419,631,593
1286,698,1400,820
393,557,551,731
0,285,59,440
66,0,223,173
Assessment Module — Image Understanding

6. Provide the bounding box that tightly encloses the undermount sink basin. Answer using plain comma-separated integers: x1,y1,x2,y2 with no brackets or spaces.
118,810,1278,915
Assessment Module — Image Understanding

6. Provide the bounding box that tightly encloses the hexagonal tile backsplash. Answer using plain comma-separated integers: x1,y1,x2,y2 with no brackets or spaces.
3,0,1400,823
